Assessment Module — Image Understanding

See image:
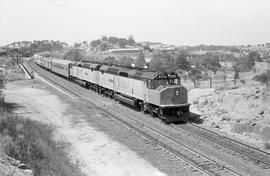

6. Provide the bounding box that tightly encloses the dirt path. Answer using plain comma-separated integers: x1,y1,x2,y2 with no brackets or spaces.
4,80,166,176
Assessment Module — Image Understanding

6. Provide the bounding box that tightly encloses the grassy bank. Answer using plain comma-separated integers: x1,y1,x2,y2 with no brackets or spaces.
1,57,84,176
0,103,84,176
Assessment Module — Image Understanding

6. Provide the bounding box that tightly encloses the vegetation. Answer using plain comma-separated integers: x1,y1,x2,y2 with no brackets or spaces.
134,51,146,68
63,49,84,61
149,57,173,71
12,40,66,57
0,114,84,176
118,56,134,67
202,54,221,74
142,44,152,52
103,56,117,65
174,51,191,71
188,67,203,86
253,72,270,83
0,73,6,106
149,51,191,72
235,51,263,71
0,74,83,176
90,35,136,51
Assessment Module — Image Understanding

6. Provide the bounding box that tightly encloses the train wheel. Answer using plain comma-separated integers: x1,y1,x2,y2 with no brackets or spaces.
163,119,171,124
150,111,156,118
139,103,144,112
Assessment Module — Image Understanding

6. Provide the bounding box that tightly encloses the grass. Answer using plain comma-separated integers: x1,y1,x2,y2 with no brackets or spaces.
0,102,85,176
0,57,26,82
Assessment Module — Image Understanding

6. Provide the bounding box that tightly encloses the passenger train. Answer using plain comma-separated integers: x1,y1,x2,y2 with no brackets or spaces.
33,52,190,122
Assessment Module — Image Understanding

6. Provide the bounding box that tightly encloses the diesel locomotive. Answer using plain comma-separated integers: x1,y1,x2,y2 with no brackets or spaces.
34,53,190,122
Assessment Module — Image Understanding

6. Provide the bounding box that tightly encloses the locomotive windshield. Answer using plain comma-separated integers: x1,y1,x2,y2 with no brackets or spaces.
146,72,180,89
148,78,180,89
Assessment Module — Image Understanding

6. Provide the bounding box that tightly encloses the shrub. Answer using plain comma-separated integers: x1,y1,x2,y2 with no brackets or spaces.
253,72,270,83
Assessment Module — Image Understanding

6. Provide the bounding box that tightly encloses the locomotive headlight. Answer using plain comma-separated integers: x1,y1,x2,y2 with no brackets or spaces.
176,110,183,116
160,109,163,115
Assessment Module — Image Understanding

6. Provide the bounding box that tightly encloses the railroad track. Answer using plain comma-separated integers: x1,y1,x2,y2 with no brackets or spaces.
174,122,270,169
25,60,241,176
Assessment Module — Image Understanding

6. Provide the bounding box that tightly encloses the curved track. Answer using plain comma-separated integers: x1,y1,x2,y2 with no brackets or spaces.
25,60,241,176
174,123,270,169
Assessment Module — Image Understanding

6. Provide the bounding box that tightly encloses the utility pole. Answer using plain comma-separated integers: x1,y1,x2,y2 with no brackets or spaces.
267,63,270,97
267,63,270,85
233,65,239,85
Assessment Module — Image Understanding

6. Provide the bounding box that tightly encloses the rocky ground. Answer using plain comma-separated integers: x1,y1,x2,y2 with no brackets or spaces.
0,152,32,176
189,80,270,151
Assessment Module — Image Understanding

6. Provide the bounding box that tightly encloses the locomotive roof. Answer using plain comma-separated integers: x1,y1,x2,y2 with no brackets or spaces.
36,52,50,57
70,60,179,80
51,58,72,65
99,64,158,80
71,61,101,69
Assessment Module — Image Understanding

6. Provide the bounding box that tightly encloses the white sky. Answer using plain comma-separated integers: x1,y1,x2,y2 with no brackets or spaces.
1,0,270,46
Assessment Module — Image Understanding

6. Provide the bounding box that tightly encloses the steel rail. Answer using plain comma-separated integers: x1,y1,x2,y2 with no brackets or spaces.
174,122,270,169
27,60,241,176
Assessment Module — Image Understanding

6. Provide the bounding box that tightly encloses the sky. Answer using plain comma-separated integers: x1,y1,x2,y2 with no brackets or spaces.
1,0,270,46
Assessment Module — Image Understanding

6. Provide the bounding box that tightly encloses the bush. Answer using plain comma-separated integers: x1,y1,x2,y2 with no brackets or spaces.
0,74,6,107
253,72,270,83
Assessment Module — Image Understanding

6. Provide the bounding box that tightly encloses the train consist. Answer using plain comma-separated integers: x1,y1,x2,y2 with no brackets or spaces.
33,52,190,122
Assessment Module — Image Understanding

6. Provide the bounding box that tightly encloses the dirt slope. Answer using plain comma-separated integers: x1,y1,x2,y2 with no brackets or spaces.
4,80,166,176
189,84,270,151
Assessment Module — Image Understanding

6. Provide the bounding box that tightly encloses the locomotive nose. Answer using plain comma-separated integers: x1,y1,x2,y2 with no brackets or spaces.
159,85,188,105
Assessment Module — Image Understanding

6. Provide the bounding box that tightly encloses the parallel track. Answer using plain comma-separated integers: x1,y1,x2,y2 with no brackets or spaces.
174,123,270,169
26,60,241,176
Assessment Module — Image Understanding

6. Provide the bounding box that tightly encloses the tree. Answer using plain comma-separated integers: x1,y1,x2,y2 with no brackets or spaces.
237,52,261,71
249,51,262,62
174,51,190,70
253,72,270,84
37,40,52,52
0,74,6,104
118,56,134,66
233,64,240,85
149,57,175,71
82,41,88,46
188,67,202,87
51,40,63,52
143,44,152,52
117,38,127,48
135,51,146,68
127,35,135,45
0,74,5,90
201,52,221,74
101,35,108,41
246,51,263,69
188,67,202,79
149,57,164,71
63,49,84,61
99,42,109,51
90,39,102,49
103,56,116,65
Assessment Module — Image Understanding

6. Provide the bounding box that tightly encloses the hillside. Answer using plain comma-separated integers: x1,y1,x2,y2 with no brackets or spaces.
189,81,270,150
